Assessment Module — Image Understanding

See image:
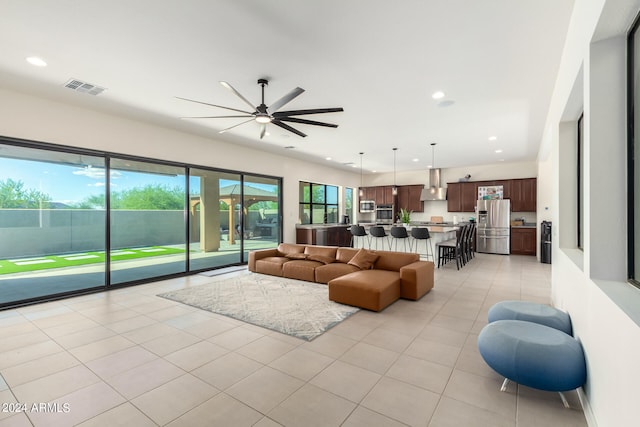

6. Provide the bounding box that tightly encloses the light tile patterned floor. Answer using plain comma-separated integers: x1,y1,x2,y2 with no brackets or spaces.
0,254,588,426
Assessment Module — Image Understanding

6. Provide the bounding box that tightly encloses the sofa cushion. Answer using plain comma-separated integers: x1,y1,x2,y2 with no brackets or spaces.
348,249,379,270
283,259,324,282
285,253,308,260
307,254,335,264
315,262,361,284
277,243,305,256
304,245,338,258
373,250,420,272
255,256,289,277
336,247,359,264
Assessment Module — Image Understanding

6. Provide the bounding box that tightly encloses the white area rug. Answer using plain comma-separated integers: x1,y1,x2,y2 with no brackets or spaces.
157,272,359,341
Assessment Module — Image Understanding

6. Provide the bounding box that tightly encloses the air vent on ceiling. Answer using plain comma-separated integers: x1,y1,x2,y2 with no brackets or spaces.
64,79,106,96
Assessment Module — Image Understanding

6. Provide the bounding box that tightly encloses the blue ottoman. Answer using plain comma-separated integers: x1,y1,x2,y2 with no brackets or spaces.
488,300,572,335
478,320,586,407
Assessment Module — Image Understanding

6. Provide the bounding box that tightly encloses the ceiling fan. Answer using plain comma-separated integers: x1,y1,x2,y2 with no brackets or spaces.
177,79,343,139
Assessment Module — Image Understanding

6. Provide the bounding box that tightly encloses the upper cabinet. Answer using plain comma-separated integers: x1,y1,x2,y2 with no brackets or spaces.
447,178,536,212
375,186,394,205
397,184,424,212
360,185,424,212
510,178,537,212
447,182,476,212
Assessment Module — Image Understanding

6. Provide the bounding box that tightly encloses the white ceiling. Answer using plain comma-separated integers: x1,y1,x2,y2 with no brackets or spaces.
0,0,575,174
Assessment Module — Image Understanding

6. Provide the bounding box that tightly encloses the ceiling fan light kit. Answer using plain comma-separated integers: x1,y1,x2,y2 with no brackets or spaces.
178,79,343,139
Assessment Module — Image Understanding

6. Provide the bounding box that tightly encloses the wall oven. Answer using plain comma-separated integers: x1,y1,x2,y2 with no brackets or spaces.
375,204,394,224
359,200,375,213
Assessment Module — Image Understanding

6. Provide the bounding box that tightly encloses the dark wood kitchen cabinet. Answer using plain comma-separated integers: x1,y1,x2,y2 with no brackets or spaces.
375,186,394,205
447,182,477,212
296,225,352,246
397,184,424,212
448,178,535,212
447,183,463,212
511,227,536,255
510,178,537,212
360,187,377,201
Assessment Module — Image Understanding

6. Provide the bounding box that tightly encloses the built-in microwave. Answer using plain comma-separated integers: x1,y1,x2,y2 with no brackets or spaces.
359,200,375,213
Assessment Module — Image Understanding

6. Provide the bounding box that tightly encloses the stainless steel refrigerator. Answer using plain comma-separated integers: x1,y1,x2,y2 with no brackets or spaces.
476,199,510,255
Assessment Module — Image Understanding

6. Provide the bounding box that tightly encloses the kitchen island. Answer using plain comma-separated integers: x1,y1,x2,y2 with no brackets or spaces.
295,224,352,246
359,223,459,250
295,223,460,257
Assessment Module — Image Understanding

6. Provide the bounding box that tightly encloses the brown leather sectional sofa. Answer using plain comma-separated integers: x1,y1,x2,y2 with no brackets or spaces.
248,243,434,311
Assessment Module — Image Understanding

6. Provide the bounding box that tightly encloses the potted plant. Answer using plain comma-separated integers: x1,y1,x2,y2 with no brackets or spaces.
398,208,412,226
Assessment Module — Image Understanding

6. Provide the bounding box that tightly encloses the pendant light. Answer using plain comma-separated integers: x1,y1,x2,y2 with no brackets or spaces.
392,147,398,196
358,152,364,197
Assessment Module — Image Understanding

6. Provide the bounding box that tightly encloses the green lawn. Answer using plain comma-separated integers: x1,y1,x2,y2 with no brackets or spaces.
0,246,186,275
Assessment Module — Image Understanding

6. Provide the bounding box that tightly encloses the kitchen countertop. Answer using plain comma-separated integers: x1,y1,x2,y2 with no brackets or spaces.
296,224,351,229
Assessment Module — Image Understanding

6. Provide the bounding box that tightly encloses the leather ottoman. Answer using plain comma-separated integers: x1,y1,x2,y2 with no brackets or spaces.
328,270,400,312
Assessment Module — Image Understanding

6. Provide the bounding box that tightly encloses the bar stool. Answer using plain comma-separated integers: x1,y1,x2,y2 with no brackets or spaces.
369,226,390,250
390,226,410,252
411,227,433,261
437,225,465,269
349,224,370,248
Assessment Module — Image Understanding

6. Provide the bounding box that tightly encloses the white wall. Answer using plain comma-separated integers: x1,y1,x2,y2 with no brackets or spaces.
542,0,640,426
0,87,361,244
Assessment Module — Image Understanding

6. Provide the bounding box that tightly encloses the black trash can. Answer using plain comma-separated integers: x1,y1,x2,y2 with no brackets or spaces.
541,221,552,264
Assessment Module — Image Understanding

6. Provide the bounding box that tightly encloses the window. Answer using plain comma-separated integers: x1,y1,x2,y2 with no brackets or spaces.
577,113,584,250
628,16,640,287
299,181,339,224
345,187,354,223
0,136,282,308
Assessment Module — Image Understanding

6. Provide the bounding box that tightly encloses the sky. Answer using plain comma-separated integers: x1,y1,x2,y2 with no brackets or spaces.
0,157,277,205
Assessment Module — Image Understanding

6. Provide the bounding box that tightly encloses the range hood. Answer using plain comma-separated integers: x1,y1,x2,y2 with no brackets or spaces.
420,168,447,201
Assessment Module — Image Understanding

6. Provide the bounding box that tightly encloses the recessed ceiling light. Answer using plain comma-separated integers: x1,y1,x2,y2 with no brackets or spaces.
325,157,332,161
412,158,419,162
495,149,503,153
26,56,47,67
432,91,445,99
351,164,357,168
488,136,497,141
428,164,433,169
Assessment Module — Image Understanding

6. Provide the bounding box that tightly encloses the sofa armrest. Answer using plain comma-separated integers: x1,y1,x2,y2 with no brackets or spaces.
248,248,280,272
399,261,434,300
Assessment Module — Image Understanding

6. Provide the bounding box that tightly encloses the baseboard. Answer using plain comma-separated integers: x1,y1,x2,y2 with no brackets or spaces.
578,388,597,427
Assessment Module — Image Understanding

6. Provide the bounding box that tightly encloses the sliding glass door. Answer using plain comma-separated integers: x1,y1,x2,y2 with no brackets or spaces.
0,144,106,303
188,169,243,270
243,175,281,259
0,137,283,308
109,158,187,284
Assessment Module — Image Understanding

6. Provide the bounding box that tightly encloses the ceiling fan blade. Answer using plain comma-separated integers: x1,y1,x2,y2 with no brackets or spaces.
260,124,267,139
278,117,338,128
272,119,307,138
218,118,255,134
220,81,257,112
273,107,344,117
269,87,305,113
181,115,254,119
175,96,254,115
